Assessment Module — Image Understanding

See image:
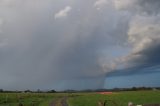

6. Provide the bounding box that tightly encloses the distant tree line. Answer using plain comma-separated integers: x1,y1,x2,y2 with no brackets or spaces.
0,87,160,93
95,87,160,92
0,89,56,93
61,87,160,93
110,87,159,92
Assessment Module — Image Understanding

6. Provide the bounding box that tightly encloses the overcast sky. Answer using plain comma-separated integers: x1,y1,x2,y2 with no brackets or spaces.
0,0,160,90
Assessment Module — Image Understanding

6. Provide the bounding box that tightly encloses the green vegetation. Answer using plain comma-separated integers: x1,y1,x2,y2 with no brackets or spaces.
0,91,160,106
68,91,160,106
0,93,56,106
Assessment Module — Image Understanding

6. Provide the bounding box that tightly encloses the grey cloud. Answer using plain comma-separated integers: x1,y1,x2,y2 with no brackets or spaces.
0,0,160,90
0,0,131,90
105,0,160,79
134,40,160,66
114,0,160,15
54,6,72,19
138,0,160,14
126,14,160,68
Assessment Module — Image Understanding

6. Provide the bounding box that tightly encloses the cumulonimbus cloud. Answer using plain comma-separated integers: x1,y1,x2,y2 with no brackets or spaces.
0,0,160,90
107,0,160,77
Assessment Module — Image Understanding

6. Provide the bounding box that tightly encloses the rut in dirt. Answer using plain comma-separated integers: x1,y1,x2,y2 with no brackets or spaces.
49,100,56,106
49,97,68,106
61,97,68,106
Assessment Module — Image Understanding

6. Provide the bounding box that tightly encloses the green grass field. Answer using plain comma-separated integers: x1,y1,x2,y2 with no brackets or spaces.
0,91,160,106
0,93,57,106
68,91,160,106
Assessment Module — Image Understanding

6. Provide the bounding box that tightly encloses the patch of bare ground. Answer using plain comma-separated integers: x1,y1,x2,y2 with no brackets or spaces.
49,100,57,106
49,97,68,106
61,97,68,106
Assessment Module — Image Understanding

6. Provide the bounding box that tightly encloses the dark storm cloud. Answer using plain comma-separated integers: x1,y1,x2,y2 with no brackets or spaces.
126,0,160,72
115,0,160,15
138,0,160,14
0,0,160,90
105,0,160,79
0,0,131,90
136,40,160,64
107,42,160,77
106,38,160,77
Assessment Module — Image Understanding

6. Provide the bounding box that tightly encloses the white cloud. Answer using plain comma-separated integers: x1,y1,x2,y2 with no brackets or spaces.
114,14,160,69
54,6,72,19
113,0,137,10
128,15,160,53
94,0,108,7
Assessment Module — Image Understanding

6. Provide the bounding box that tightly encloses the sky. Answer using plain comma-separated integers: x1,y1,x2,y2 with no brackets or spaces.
0,0,160,91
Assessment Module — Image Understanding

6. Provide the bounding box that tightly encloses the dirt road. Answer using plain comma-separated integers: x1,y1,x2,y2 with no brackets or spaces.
61,97,68,106
49,97,68,106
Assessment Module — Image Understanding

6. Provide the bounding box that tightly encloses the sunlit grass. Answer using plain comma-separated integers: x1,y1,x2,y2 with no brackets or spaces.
68,91,160,106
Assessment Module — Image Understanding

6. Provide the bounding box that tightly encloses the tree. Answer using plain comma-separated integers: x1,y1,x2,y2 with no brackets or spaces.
48,89,56,93
24,90,32,93
0,89,3,92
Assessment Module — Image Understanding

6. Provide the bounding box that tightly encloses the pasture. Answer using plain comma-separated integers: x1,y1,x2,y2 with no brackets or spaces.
0,93,57,106
0,90,159,106
68,91,160,106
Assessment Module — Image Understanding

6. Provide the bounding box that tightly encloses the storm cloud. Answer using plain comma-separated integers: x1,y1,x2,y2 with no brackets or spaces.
108,0,160,77
0,0,160,90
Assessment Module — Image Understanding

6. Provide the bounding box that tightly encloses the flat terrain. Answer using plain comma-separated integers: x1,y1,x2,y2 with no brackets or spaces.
0,91,160,106
68,91,160,106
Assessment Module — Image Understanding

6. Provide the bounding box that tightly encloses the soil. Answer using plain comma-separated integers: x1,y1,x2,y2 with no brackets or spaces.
49,97,68,106
61,97,68,106
49,100,56,106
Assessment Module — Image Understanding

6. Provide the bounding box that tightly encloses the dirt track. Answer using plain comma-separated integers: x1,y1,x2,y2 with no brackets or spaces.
61,97,68,106
49,97,68,106
49,100,56,106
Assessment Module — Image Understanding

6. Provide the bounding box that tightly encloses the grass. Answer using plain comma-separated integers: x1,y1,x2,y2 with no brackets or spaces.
68,91,160,106
0,93,55,106
0,91,160,106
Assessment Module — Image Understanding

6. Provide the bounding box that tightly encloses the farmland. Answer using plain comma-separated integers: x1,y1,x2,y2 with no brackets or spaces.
0,93,55,106
0,90,160,106
68,91,160,106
